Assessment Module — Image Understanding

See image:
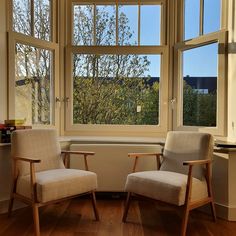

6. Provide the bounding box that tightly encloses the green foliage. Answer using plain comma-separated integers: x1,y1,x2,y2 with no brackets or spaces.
183,81,216,127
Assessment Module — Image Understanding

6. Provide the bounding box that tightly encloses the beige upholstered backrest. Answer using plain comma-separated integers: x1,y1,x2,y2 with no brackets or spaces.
160,131,213,180
11,129,65,176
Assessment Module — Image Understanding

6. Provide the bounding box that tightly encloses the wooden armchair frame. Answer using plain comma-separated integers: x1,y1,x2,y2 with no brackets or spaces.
8,150,99,236
123,152,216,236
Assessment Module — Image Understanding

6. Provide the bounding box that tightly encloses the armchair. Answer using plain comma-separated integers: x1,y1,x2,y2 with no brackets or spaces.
8,129,99,236
123,131,216,236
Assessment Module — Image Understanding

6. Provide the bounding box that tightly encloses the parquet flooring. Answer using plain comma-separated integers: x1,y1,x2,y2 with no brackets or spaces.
0,198,236,236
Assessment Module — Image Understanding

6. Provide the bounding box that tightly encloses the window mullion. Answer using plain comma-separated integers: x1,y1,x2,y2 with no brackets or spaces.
31,0,34,37
138,2,140,45
199,0,204,35
93,4,96,45
116,1,118,45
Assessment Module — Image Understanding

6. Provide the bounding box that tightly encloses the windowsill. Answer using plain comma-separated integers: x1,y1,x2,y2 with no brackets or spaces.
0,143,11,147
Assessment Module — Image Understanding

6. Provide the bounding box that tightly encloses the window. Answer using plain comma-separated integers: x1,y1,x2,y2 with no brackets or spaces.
9,0,59,126
174,0,227,135
66,0,168,135
184,0,221,40
72,54,160,125
182,43,217,127
15,44,53,125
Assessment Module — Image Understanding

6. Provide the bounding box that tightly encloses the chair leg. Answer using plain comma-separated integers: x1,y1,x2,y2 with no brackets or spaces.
91,191,100,221
8,196,14,217
32,204,40,236
122,192,131,222
210,201,217,222
181,206,190,236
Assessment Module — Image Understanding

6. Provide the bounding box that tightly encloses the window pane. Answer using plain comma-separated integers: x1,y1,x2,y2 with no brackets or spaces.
34,0,51,41
96,5,116,45
182,43,218,127
204,0,221,34
184,0,200,40
73,54,160,125
140,5,161,45
118,5,138,45
15,43,53,125
13,0,31,35
73,5,94,45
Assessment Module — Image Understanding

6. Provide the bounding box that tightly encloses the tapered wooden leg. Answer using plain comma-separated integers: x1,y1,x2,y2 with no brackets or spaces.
181,207,190,236
91,191,99,221
122,192,131,222
32,204,40,236
210,201,217,222
8,196,14,217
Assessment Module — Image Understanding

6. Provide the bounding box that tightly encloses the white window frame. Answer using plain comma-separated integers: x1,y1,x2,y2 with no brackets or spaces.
173,0,228,136
7,0,60,128
65,0,169,137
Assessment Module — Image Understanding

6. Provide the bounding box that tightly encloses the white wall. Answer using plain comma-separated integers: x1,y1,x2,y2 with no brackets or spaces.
70,144,161,191
0,0,7,122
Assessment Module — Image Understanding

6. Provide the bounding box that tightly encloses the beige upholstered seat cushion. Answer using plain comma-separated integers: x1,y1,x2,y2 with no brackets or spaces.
125,171,208,206
16,169,97,203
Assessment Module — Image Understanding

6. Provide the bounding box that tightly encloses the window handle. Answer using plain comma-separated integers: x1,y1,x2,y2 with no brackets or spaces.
170,98,176,109
55,97,61,108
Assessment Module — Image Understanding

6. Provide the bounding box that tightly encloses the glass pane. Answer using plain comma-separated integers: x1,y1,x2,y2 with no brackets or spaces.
34,0,51,41
96,5,116,45
140,5,161,45
15,43,53,125
204,0,221,34
184,0,200,40
118,5,138,45
73,54,160,125
182,43,218,127
13,0,31,35
73,5,94,45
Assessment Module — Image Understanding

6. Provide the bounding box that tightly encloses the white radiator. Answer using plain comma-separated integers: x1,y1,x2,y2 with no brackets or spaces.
70,144,162,192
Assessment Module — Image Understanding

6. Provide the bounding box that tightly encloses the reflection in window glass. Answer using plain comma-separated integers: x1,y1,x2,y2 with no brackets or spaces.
184,0,200,40
182,43,218,127
13,0,31,35
73,54,160,125
204,0,221,34
15,43,53,125
140,5,161,45
73,5,94,45
96,5,116,45
118,5,138,45
34,0,51,41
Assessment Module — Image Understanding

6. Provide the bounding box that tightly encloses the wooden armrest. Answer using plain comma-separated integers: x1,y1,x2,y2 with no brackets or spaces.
61,150,95,171
128,153,162,157
13,157,41,163
183,159,211,166
61,150,95,156
129,153,163,173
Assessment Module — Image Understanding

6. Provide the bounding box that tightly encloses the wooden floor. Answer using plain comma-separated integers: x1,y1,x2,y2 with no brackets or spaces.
1,197,236,236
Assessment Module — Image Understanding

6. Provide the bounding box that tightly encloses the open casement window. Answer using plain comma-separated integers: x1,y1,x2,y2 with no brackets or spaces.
8,0,59,127
173,0,227,136
65,0,169,136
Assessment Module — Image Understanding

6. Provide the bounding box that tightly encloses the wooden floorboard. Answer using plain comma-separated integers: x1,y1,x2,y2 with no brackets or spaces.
0,198,236,236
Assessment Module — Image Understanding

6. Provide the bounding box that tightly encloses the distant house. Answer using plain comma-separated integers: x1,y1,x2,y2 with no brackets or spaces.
184,76,217,94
